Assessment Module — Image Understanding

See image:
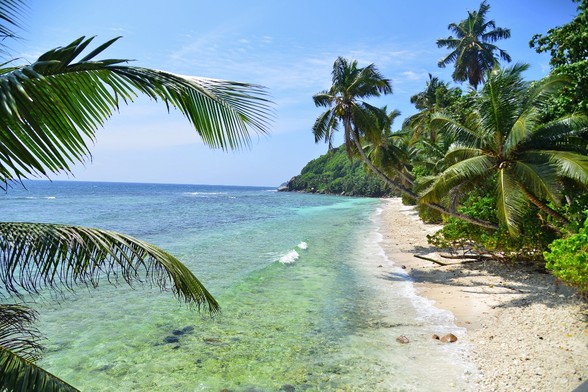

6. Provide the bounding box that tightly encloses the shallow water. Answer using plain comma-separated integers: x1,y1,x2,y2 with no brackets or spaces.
1,181,473,391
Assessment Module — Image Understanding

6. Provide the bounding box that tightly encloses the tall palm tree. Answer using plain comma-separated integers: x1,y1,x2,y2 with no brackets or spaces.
437,1,511,89
0,3,272,391
312,57,497,229
421,64,588,235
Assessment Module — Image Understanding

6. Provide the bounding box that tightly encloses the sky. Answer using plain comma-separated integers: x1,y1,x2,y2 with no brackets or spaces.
15,0,580,186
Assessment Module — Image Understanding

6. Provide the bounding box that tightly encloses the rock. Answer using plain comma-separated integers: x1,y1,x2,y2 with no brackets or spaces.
396,335,410,344
172,329,184,336
432,334,440,340
203,337,222,344
164,335,179,344
440,333,458,343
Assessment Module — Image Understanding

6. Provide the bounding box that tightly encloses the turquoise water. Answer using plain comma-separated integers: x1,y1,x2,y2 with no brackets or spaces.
1,181,472,391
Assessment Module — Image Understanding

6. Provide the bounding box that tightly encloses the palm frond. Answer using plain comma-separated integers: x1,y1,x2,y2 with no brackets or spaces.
0,222,220,314
528,113,588,150
312,110,337,148
0,36,273,187
420,154,494,203
0,304,43,361
0,347,79,392
0,0,25,56
542,150,588,187
430,112,482,147
496,169,527,236
510,160,561,203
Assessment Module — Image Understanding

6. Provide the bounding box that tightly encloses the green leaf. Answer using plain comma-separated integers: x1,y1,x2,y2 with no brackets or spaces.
0,222,220,314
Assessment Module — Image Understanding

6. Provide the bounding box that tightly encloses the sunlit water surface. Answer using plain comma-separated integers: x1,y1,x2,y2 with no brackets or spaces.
1,181,474,391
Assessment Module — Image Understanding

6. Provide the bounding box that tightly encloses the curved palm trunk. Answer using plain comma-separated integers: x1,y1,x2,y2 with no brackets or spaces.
346,121,498,230
517,184,570,227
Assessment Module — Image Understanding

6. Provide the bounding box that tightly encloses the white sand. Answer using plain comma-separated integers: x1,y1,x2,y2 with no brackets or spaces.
377,198,588,391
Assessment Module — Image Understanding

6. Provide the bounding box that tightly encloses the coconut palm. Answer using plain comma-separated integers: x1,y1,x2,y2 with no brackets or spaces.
0,3,272,391
312,57,497,229
404,74,458,144
361,106,413,187
437,1,511,89
421,64,588,235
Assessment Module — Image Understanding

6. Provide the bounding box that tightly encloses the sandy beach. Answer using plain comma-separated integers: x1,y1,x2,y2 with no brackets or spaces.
377,198,588,391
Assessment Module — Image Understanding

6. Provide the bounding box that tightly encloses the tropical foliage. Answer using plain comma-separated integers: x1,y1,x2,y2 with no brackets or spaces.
312,57,498,229
302,2,588,292
530,0,588,118
437,0,511,89
286,146,391,197
0,2,272,391
544,215,588,295
421,64,588,236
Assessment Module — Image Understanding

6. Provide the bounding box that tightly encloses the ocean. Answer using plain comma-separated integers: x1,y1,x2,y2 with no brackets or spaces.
1,181,473,391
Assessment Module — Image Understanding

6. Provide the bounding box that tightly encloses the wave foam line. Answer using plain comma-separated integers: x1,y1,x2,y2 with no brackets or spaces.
278,249,299,264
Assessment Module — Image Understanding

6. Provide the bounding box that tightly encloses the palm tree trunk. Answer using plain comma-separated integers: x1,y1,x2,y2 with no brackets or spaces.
347,123,498,230
518,184,570,227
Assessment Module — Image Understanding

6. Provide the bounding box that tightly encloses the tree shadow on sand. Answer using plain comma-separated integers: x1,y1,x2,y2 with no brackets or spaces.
380,248,587,321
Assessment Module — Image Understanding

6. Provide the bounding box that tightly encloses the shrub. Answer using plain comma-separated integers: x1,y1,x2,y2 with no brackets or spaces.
544,216,588,295
428,194,558,261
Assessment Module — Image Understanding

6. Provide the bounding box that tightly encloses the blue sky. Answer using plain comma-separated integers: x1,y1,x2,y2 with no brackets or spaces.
18,0,579,186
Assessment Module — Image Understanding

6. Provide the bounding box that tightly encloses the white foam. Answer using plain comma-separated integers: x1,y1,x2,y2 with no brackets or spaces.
297,241,308,250
278,249,299,264
184,192,227,196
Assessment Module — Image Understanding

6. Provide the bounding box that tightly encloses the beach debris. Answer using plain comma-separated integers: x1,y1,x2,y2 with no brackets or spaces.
396,335,410,344
441,333,458,343
432,333,458,343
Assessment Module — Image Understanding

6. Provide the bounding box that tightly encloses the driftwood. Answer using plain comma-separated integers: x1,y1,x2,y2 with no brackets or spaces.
413,254,484,266
413,254,448,266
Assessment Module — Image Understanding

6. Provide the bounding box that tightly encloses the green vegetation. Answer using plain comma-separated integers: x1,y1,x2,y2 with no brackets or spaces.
530,0,588,118
0,2,272,391
287,147,391,196
303,1,588,294
545,216,588,295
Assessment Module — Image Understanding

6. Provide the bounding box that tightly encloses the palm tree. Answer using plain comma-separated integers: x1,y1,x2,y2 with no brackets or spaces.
0,3,272,391
404,74,457,144
361,106,415,188
437,1,511,89
312,57,498,229
421,64,588,236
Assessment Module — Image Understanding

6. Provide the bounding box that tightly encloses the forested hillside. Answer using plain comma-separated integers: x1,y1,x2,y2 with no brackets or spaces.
284,147,392,197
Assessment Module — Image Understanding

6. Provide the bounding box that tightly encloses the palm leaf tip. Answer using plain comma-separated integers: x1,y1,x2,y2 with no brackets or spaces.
0,347,80,392
0,222,220,314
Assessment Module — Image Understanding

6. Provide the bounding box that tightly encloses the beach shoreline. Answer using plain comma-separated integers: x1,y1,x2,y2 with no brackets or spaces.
377,197,588,391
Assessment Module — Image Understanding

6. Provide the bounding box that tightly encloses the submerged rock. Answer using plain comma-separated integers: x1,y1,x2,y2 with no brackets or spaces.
396,335,410,344
164,335,180,344
182,326,195,333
